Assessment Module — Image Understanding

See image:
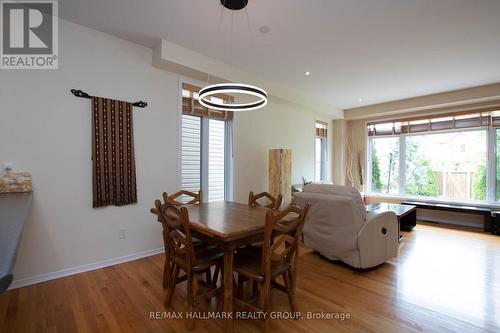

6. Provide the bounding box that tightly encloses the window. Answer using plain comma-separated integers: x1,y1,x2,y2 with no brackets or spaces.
370,137,399,194
368,111,496,203
180,115,201,194
496,128,500,201
405,131,486,201
315,121,328,181
180,84,233,202
208,119,226,202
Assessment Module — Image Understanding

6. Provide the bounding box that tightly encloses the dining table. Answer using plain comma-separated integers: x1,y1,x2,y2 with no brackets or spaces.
185,200,270,333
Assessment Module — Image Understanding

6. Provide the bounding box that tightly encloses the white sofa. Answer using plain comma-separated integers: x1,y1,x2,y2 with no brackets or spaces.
292,184,399,268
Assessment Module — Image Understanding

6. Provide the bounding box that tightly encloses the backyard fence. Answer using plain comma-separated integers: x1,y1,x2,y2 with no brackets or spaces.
433,171,476,199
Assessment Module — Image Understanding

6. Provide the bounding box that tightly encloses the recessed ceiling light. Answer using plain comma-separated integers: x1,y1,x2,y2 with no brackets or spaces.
304,71,311,76
358,98,363,102
258,26,271,34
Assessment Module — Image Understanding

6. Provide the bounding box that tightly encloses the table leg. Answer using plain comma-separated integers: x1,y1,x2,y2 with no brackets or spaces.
223,247,234,333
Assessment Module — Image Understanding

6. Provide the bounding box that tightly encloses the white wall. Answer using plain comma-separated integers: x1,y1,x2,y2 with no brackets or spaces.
0,20,332,283
1,20,180,281
233,101,332,203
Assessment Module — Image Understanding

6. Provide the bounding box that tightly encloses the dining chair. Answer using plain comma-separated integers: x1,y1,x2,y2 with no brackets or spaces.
151,200,223,330
164,189,202,205
156,190,203,289
248,191,283,210
233,203,311,332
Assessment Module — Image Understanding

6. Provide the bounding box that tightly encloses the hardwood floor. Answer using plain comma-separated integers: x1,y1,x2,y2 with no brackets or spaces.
1,224,499,333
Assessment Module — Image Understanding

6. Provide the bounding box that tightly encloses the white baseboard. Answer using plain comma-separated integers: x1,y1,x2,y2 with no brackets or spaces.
9,247,164,290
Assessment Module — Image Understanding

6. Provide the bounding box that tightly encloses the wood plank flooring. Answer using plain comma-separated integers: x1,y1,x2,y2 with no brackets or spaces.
1,224,500,333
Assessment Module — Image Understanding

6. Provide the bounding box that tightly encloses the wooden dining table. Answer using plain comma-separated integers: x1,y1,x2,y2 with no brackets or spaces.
185,201,269,333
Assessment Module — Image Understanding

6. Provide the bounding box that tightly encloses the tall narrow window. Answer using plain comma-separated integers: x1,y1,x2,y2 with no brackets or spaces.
315,121,328,181
181,83,233,202
180,115,201,194
208,119,226,201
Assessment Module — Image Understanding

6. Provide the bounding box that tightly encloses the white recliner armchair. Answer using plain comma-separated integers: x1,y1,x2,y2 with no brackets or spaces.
293,184,399,269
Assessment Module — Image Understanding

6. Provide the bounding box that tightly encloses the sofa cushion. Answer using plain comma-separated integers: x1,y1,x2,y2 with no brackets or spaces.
302,184,366,220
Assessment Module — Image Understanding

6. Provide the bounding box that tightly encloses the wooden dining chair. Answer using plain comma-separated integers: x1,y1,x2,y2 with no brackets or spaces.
248,191,283,210
151,200,222,330
233,203,311,332
156,190,203,289
164,189,202,206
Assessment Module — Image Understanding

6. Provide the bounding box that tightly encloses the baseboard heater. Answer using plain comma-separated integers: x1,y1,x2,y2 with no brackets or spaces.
402,201,491,231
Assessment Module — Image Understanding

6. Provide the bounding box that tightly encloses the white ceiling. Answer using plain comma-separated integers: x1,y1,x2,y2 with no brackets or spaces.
60,0,500,109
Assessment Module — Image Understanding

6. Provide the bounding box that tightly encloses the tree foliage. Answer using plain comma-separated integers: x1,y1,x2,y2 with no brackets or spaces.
472,164,486,200
405,139,439,197
371,146,383,192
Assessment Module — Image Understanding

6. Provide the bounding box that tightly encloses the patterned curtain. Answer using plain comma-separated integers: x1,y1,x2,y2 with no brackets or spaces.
92,97,137,207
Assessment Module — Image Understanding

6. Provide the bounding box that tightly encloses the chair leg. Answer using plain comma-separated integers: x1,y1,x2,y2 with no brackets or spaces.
205,268,212,286
260,279,271,333
165,264,180,308
213,263,220,288
186,272,198,330
252,280,259,297
237,274,245,298
283,270,298,313
163,258,170,289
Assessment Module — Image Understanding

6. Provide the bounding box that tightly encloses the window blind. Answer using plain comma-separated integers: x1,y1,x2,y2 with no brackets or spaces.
367,111,497,137
316,120,328,138
208,119,226,202
180,115,201,195
182,83,234,121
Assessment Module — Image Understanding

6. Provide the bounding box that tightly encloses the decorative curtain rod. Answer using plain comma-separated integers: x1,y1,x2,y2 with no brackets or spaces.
71,89,148,108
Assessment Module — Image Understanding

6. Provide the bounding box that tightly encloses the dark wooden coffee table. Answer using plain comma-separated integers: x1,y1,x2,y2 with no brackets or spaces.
366,203,417,240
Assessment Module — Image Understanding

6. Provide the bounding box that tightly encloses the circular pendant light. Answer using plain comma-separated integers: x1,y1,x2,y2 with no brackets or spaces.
198,0,267,112
220,0,248,10
199,83,268,111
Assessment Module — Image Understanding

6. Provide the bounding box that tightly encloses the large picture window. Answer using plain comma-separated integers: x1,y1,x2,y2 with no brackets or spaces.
367,111,498,203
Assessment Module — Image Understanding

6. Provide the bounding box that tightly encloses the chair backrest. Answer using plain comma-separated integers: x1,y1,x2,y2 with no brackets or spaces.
303,184,366,220
248,191,283,210
260,203,311,276
151,199,196,264
164,189,202,206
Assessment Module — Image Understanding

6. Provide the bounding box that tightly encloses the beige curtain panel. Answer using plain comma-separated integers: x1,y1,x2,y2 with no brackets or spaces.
91,97,137,207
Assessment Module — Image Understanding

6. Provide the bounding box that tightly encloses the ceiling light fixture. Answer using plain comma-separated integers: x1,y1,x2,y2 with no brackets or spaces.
198,0,267,112
358,98,363,102
305,71,311,76
199,83,268,111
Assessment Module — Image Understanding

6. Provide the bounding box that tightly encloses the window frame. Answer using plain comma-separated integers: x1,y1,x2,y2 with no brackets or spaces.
367,125,494,205
315,136,327,181
178,81,234,202
315,120,328,182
